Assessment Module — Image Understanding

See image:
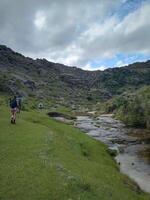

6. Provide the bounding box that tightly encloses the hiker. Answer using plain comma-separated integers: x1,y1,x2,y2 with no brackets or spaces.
10,96,19,124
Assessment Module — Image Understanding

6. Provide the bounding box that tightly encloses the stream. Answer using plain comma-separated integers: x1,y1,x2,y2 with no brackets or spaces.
75,114,150,193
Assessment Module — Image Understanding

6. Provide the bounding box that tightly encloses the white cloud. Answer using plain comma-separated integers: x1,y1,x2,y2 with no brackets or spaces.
75,1,150,66
83,63,108,71
97,66,108,71
82,63,94,71
116,60,128,67
0,0,149,68
34,11,46,30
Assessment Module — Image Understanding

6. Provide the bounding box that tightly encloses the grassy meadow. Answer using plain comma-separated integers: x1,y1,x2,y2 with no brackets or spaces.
0,97,150,200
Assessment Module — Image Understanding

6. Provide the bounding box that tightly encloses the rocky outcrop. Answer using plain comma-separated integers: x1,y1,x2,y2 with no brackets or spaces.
0,45,150,103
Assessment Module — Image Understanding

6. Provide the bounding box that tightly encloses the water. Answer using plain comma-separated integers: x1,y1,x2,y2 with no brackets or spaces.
75,115,150,193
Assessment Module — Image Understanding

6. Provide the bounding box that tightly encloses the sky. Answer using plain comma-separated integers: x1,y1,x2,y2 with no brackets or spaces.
0,0,150,71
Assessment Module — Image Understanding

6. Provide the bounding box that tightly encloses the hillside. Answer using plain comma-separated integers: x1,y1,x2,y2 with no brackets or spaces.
0,98,150,200
0,45,150,106
97,86,150,129
0,45,150,198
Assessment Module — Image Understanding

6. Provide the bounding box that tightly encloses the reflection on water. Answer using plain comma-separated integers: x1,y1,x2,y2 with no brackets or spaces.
75,115,150,193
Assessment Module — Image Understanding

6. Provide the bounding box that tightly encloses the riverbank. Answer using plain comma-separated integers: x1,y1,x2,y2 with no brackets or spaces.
0,105,150,199
75,115,150,193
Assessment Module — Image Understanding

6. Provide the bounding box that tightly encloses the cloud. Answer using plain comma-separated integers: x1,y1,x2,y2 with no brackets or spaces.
83,63,108,71
34,11,46,30
116,60,128,67
0,0,119,49
0,0,149,69
75,1,150,66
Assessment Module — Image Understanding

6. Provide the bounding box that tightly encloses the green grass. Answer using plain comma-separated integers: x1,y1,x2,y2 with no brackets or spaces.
0,103,150,200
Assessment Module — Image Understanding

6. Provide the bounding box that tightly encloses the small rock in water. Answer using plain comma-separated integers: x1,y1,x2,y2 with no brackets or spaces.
107,147,118,157
118,146,125,153
142,141,145,144
132,162,135,166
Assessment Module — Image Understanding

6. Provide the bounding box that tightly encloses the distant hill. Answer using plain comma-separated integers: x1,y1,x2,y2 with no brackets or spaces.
0,45,150,105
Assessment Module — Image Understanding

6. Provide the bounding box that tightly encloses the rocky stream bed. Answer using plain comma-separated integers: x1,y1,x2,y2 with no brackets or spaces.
75,114,150,193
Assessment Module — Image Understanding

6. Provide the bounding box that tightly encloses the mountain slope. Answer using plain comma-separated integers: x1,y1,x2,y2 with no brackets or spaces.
0,45,150,105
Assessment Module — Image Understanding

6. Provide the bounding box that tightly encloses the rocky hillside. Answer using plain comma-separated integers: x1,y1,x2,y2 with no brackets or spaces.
0,45,150,105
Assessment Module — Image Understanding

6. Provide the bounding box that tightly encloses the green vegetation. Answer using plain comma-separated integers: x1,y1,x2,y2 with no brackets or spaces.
0,45,150,106
0,97,150,200
97,86,150,129
0,45,150,199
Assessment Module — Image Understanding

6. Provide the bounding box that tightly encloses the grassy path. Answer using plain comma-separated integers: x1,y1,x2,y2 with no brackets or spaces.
0,105,150,200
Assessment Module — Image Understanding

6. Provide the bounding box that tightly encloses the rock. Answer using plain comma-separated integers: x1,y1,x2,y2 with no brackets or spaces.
118,145,125,153
107,147,118,157
38,102,44,109
48,112,76,120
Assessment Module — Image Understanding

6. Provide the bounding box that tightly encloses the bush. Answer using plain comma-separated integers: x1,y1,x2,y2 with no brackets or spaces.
99,86,150,129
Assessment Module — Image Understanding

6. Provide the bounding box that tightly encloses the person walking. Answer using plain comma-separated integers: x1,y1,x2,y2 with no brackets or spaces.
10,96,19,124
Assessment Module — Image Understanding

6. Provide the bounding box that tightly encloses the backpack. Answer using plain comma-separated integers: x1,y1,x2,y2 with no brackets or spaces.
10,98,17,109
